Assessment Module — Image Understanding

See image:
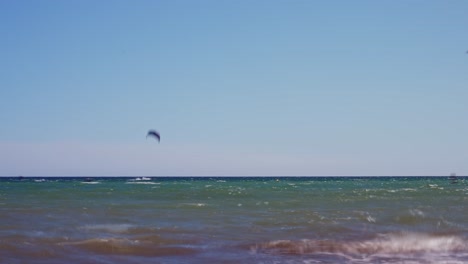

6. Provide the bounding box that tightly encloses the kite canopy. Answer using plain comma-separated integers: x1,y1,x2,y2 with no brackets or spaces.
147,130,160,142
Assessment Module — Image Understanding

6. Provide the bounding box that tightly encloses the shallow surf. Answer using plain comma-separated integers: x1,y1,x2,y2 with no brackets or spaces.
1,176,467,263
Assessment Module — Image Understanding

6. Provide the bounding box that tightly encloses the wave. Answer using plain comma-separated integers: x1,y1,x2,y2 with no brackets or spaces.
125,181,158,185
179,203,207,207
253,232,468,261
136,177,151,181
59,237,197,256
82,224,135,233
128,177,152,181
80,181,100,184
1,228,199,258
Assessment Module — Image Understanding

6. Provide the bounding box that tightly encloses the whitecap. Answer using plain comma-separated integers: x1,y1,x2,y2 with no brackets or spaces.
136,177,151,181
128,177,152,182
126,182,157,185
254,232,468,258
180,203,207,207
409,209,425,217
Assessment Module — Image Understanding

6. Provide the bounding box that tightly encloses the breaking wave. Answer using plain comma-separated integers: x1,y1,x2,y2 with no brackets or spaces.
253,232,468,262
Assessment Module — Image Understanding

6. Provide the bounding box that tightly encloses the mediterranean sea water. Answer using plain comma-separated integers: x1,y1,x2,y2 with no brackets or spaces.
1,176,467,263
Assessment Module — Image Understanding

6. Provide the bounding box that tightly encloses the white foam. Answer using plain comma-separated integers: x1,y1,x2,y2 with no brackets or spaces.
348,232,468,254
255,232,468,258
131,177,152,181
409,209,425,217
180,203,207,207
366,215,376,223
126,181,157,184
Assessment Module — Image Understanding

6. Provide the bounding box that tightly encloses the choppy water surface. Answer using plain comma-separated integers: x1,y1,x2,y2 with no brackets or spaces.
1,177,468,263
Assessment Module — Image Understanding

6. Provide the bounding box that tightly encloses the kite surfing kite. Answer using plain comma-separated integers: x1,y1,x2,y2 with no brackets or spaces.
147,130,160,142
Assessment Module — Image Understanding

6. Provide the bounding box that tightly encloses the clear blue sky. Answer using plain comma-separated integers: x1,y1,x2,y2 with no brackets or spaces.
1,1,467,176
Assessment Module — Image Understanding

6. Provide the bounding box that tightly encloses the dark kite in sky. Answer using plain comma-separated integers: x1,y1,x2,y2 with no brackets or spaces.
147,130,160,142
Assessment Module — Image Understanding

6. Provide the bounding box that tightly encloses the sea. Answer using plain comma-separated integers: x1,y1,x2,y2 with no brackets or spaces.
1,176,467,264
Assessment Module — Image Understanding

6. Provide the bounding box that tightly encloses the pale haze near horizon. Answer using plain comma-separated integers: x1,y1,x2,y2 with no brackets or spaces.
1,1,467,176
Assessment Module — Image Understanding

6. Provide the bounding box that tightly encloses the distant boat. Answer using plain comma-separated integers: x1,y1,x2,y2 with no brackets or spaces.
448,173,458,184
81,178,100,184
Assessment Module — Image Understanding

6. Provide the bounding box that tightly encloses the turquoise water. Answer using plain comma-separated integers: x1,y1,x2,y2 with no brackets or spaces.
1,177,468,263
